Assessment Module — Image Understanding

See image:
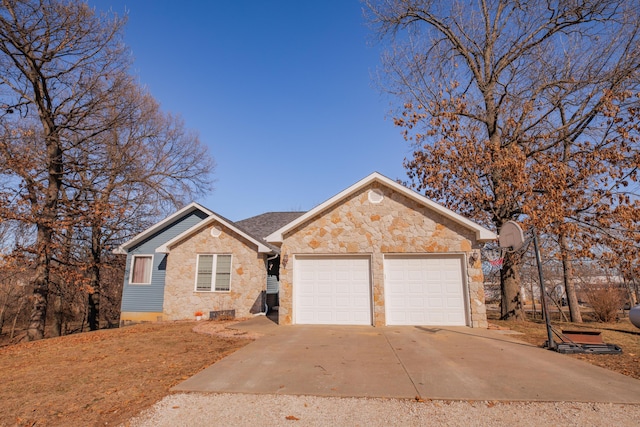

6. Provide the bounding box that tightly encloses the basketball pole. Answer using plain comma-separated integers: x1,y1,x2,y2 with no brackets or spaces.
532,227,556,350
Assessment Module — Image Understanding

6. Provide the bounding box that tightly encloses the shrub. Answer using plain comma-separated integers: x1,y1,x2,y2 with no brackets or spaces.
584,284,625,323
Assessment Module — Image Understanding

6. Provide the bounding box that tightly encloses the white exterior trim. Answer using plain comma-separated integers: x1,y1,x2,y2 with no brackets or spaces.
113,202,214,254
156,214,273,254
194,253,233,292
266,172,497,243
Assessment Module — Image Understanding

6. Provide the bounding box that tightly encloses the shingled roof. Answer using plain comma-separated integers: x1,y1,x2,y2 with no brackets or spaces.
236,211,306,240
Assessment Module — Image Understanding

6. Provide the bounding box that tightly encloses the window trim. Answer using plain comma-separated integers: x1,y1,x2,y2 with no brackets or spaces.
195,254,232,292
129,254,154,285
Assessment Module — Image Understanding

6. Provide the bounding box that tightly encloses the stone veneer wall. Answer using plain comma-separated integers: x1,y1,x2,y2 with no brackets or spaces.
163,222,267,320
278,182,487,328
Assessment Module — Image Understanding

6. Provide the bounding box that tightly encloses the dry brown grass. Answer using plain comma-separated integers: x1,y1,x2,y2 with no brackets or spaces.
2,315,639,426
0,321,251,427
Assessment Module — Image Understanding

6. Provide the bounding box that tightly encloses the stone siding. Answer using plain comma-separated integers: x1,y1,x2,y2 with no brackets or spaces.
163,222,267,320
279,183,487,328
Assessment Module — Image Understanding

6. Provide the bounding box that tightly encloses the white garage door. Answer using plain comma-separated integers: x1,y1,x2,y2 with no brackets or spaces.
385,256,467,326
295,256,371,325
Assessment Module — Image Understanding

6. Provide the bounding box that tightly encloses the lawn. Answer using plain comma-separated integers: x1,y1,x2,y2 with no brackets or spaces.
0,321,251,427
1,316,639,426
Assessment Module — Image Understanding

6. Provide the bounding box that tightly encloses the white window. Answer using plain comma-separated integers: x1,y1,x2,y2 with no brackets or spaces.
196,254,232,292
130,255,153,285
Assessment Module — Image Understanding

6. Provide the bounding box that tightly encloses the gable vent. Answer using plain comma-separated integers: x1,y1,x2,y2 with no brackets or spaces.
368,189,384,204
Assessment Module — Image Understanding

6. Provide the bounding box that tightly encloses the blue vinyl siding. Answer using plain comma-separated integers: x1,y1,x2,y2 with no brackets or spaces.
120,209,209,313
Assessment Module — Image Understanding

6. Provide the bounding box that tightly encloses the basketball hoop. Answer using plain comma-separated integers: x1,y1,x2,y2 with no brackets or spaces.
488,257,504,269
496,221,557,350
487,249,504,270
482,247,504,270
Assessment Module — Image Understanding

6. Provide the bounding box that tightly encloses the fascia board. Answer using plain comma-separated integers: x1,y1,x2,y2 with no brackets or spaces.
112,202,214,254
266,172,497,243
382,178,497,242
156,214,273,254
266,172,389,243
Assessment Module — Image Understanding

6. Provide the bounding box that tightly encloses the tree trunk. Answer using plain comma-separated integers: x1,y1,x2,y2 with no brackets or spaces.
25,95,63,340
631,277,640,304
500,252,525,320
559,232,582,322
26,282,48,340
0,291,7,336
10,297,25,340
624,279,636,309
27,226,53,341
51,290,63,337
88,225,102,331
529,280,538,318
88,291,100,331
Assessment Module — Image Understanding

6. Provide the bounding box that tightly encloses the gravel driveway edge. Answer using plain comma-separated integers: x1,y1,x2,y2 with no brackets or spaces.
126,392,640,426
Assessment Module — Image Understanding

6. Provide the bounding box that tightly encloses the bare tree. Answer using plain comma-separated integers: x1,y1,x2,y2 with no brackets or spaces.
365,0,640,320
533,88,640,322
65,85,214,330
0,253,29,336
0,0,215,339
0,0,130,340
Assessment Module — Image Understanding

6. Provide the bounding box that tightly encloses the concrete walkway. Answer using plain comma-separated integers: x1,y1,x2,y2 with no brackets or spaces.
175,318,640,403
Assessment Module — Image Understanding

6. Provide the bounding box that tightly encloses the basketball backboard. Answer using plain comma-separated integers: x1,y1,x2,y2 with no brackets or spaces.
499,221,525,250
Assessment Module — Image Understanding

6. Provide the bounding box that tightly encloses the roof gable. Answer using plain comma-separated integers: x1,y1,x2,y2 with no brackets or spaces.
155,212,274,254
265,172,497,243
113,202,213,254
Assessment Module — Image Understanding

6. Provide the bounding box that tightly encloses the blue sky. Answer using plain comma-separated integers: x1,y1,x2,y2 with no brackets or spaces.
90,0,409,221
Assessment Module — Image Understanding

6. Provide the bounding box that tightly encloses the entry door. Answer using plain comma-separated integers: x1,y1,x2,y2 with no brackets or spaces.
385,256,466,326
295,256,372,325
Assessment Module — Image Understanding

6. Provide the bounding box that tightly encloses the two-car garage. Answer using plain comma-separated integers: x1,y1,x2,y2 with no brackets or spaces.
267,174,493,328
293,255,467,326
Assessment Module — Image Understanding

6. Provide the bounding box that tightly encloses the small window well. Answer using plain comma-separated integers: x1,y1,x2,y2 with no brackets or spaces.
368,189,384,204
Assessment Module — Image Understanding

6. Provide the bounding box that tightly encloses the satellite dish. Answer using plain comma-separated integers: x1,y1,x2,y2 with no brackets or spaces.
499,221,525,250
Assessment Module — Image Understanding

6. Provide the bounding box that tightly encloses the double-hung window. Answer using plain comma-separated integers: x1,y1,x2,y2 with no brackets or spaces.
130,255,153,285
196,254,232,292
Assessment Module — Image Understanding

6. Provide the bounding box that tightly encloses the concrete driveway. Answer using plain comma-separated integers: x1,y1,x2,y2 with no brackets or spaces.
174,317,640,403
